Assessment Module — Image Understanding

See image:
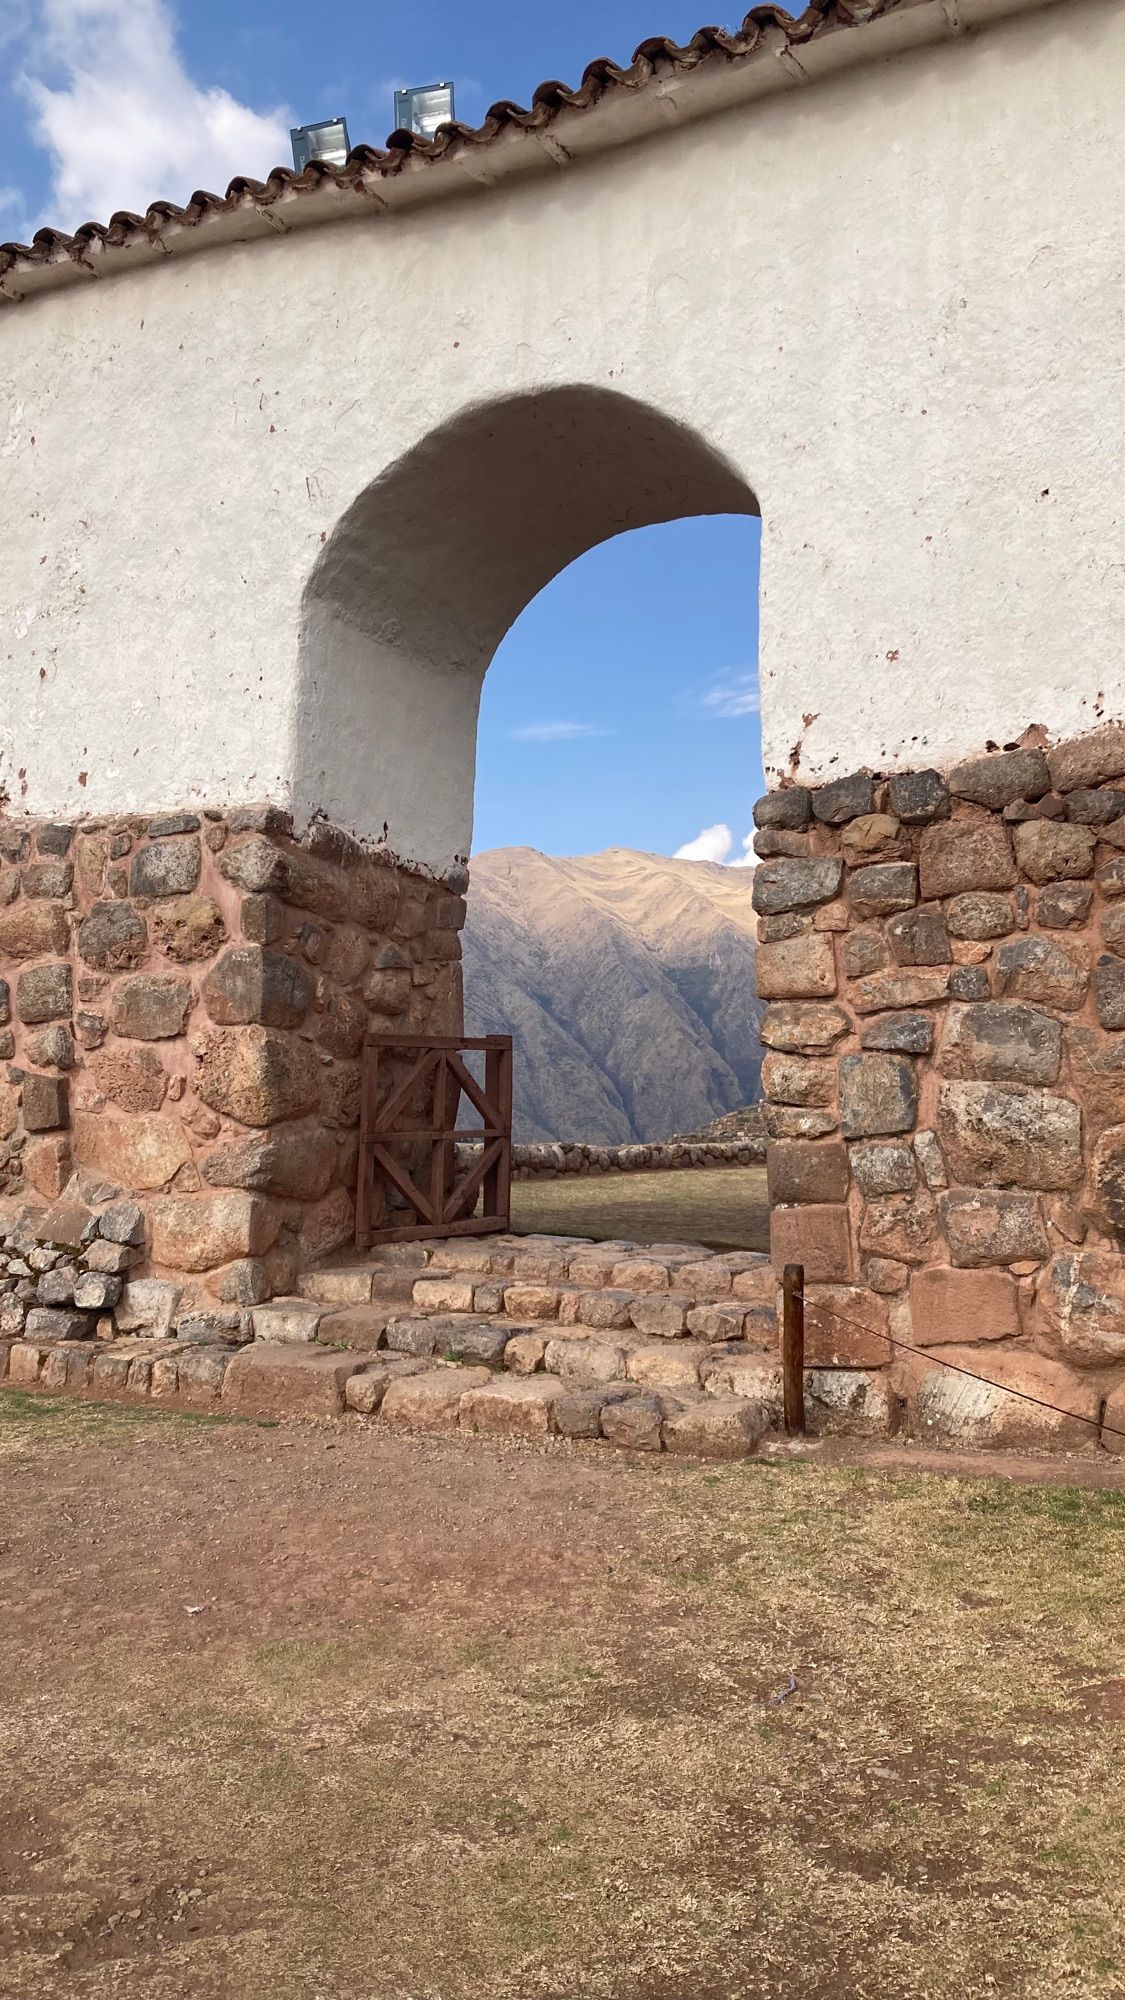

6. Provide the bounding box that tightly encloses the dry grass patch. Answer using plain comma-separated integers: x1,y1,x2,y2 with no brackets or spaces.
0,1404,1123,1997
509,1164,769,1250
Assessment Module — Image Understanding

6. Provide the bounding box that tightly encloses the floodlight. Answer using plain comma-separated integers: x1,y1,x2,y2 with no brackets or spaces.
290,118,352,172
393,83,456,141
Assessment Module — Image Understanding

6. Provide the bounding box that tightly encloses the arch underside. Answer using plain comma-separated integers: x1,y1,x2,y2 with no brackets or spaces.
296,386,759,873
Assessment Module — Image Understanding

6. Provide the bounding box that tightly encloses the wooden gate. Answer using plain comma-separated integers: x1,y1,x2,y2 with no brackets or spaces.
355,1033,513,1248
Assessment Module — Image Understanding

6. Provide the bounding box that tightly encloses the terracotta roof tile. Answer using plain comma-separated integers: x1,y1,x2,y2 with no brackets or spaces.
0,3,911,284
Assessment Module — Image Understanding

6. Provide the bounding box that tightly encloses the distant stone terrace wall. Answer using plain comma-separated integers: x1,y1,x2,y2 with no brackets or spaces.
753,722,1125,1424
463,1137,767,1182
0,807,463,1320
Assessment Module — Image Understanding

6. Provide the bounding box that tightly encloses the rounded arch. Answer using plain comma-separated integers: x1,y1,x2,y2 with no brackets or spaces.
295,385,759,872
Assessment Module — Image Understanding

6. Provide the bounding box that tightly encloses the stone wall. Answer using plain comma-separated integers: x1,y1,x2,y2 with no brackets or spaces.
0,807,464,1316
754,722,1125,1424
498,1138,766,1180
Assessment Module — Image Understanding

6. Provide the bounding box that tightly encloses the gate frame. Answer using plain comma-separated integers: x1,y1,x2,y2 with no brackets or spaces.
356,1032,513,1248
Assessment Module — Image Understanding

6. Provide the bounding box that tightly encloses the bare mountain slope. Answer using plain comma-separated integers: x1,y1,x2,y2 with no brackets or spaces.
462,847,764,1144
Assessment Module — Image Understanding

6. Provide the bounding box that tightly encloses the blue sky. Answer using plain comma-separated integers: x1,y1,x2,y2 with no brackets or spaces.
0,0,765,862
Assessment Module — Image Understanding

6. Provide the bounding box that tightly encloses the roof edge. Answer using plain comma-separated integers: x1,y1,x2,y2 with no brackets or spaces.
0,0,1070,308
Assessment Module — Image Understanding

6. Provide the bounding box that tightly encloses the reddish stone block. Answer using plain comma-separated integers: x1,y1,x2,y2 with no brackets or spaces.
909,1267,1020,1346
770,1204,853,1282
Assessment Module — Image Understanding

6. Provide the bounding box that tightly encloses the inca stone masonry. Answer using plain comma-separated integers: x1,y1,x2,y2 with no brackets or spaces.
2,0,1125,1438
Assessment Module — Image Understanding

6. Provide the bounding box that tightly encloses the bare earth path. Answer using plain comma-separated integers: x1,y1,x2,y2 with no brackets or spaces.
2,1396,1125,1999
509,1165,770,1250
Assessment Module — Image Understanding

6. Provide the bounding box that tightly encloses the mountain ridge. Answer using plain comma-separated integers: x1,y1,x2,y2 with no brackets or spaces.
462,845,764,1144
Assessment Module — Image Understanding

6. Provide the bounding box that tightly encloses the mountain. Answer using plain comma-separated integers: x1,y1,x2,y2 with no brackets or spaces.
461,847,764,1144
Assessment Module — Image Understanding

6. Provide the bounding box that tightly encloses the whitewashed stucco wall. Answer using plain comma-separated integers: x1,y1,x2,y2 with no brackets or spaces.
1,0,1123,872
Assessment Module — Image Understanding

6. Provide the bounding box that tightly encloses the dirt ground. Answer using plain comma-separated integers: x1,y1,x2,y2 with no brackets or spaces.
2,1395,1125,2000
509,1165,770,1250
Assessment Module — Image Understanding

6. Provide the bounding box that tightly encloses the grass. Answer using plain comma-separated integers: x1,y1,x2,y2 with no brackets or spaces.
3,1414,1125,1996
509,1163,769,1250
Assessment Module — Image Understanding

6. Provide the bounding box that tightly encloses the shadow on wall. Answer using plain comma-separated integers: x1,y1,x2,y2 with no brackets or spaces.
294,385,760,870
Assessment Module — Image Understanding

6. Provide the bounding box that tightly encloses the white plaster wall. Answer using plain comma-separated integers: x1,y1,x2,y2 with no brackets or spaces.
1,0,1123,871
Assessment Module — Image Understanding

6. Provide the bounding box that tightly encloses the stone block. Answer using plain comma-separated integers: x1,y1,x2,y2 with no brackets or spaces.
413,1275,475,1315
1048,724,1125,793
839,813,902,857
940,1001,1061,1086
0,901,69,960
753,789,812,831
1034,1250,1125,1367
99,1200,145,1245
838,1053,917,1138
202,948,312,1029
903,1344,1100,1450
553,1386,633,1439
886,906,951,967
600,1393,664,1451
950,965,990,1000
761,1054,835,1107
849,1142,916,1196
112,974,191,1041
939,1189,1048,1267
17,962,72,1025
995,935,1088,1011
846,863,918,919
384,1315,438,1357
759,1003,850,1052
755,934,837,1000
851,968,951,1014
73,1272,122,1310
949,747,1049,809
22,1072,68,1132
864,1257,909,1293
686,1301,754,1343
90,1351,133,1396
193,1027,320,1126
73,1110,190,1191
176,1345,232,1401
115,1278,180,1336
858,1191,942,1265
85,1045,168,1113
83,1236,135,1275
859,1011,933,1055
459,1374,561,1437
36,1265,76,1304
1067,787,1125,824
807,1368,896,1436
767,1140,848,1206
504,1332,548,1374
434,1320,513,1368
1094,956,1125,1032
937,1081,1082,1189
770,1204,852,1282
151,894,227,962
343,1358,422,1414
811,773,875,824
502,1282,561,1320
130,837,202,899
149,1190,279,1271
842,930,891,977
909,1266,1019,1344
78,901,149,971
662,1397,765,1459
946,892,1014,940
223,1345,367,1417
1088,1126,1125,1242
1037,882,1093,930
752,857,843,915
731,1260,780,1306
627,1293,691,1339
609,1259,670,1292
24,1306,93,1343
542,1335,623,1384
887,769,950,823
250,1299,324,1344
563,1288,634,1330
919,822,1017,899
761,1107,838,1140
8,1341,42,1385
803,1284,890,1366
1099,858,1125,897
200,1127,337,1201
1013,819,1095,884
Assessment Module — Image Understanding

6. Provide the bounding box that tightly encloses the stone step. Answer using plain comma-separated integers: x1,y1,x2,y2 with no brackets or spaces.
408,1269,777,1336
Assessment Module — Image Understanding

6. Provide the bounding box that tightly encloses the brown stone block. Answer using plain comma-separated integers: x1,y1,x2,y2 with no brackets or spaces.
223,1346,367,1418
937,1081,1082,1190
886,906,951,967
939,1189,1048,1268
193,1026,320,1127
72,1110,190,1191
846,863,917,919
1037,882,1093,930
949,747,1050,810
22,1072,68,1132
85,1045,167,1113
150,895,227,962
940,1001,1061,1086
802,1284,890,1367
946,892,1015,941
850,968,951,1014
459,1373,560,1438
200,1126,337,1200
0,901,69,960
918,822,1017,900
112,974,192,1041
23,1135,71,1198
909,1266,1020,1345
843,929,891,977
17,962,72,1025
995,935,1088,1012
1087,1125,1125,1243
838,1053,918,1138
1013,819,1095,884
755,933,837,1000
1065,1029,1125,1128
149,1190,280,1272
761,1053,835,1108
767,1140,848,1206
297,1186,354,1260
662,1399,765,1459
202,946,312,1029
759,1003,851,1052
858,1191,942,1266
1035,1250,1125,1367
770,1204,853,1282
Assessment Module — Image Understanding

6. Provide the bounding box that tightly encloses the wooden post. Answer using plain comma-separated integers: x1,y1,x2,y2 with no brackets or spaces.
782,1263,806,1436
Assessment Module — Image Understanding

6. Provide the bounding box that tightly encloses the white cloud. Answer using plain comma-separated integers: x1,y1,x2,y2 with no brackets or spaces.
701,671,761,719
674,824,756,868
15,0,291,234
506,721,609,744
